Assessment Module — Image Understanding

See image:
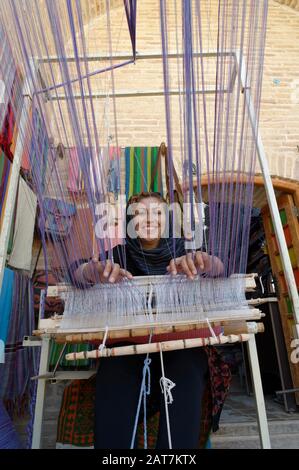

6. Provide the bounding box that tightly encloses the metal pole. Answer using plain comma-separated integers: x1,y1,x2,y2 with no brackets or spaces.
247,334,271,449
49,87,229,101
237,51,299,339
38,50,234,64
31,335,51,449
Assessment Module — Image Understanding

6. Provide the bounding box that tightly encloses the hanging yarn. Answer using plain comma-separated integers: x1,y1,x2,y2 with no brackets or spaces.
0,1,268,341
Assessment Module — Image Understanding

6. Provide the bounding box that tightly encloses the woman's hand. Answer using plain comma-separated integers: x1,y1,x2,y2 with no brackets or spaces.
166,251,224,279
83,259,133,284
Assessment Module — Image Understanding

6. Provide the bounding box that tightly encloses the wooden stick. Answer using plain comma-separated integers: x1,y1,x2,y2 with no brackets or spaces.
35,310,262,339
64,334,251,360
51,320,264,344
46,273,258,297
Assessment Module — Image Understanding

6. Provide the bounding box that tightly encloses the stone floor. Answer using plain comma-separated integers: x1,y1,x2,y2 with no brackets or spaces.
221,385,299,424
13,376,299,449
211,377,299,449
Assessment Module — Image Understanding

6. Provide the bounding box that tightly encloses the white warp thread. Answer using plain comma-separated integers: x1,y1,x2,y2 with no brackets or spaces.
60,275,250,330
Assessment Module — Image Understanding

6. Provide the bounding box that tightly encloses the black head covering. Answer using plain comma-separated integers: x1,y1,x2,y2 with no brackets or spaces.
114,193,186,276
123,236,186,276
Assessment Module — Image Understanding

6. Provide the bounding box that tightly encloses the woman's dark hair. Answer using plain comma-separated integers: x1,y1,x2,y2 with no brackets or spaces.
126,191,167,209
126,192,169,239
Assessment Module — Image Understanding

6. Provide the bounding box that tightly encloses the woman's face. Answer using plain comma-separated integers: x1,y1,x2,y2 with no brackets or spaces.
130,197,167,242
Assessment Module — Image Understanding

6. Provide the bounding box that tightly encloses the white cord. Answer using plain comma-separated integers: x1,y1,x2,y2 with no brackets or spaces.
159,344,175,449
206,317,217,340
259,276,265,295
98,325,109,352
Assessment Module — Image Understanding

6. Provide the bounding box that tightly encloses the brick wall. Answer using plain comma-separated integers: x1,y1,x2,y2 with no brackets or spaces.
74,0,299,182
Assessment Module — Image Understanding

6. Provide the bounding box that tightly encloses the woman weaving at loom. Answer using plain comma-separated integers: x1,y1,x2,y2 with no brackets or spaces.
70,191,229,449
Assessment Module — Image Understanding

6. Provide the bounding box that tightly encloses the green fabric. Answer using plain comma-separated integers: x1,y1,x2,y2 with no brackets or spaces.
125,146,163,200
49,342,91,369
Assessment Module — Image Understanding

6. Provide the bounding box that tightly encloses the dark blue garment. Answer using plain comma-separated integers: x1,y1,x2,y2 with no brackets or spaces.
113,236,186,276
94,237,208,449
68,237,187,285
0,400,21,449
95,346,208,449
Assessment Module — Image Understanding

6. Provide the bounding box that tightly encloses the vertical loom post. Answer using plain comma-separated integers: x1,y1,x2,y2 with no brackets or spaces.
31,335,51,449
247,334,271,449
0,59,37,293
237,50,299,340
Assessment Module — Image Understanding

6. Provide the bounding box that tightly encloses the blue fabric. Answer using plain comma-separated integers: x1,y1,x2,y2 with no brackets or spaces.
107,159,121,196
0,400,21,449
0,268,14,344
205,436,212,449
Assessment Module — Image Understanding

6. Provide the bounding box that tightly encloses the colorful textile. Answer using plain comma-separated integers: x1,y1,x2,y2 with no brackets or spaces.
21,107,33,172
67,147,91,193
0,400,21,449
0,274,37,417
68,146,121,197
125,147,163,200
56,377,96,447
49,342,91,369
56,347,231,449
0,150,11,229
0,102,15,161
0,65,23,162
0,150,17,254
8,177,37,271
0,27,16,131
0,268,14,345
206,346,232,432
106,147,121,197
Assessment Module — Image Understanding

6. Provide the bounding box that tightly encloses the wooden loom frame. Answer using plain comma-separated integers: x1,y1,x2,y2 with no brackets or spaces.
26,274,272,449
2,45,294,449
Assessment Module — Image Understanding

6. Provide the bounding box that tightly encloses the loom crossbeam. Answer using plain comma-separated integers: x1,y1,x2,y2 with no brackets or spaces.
65,334,252,360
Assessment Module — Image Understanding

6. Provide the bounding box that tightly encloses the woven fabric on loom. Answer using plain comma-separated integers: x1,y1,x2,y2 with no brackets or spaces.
56,348,231,449
125,147,163,200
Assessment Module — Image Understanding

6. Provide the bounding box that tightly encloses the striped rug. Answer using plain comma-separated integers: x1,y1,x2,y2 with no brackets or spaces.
125,147,163,200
